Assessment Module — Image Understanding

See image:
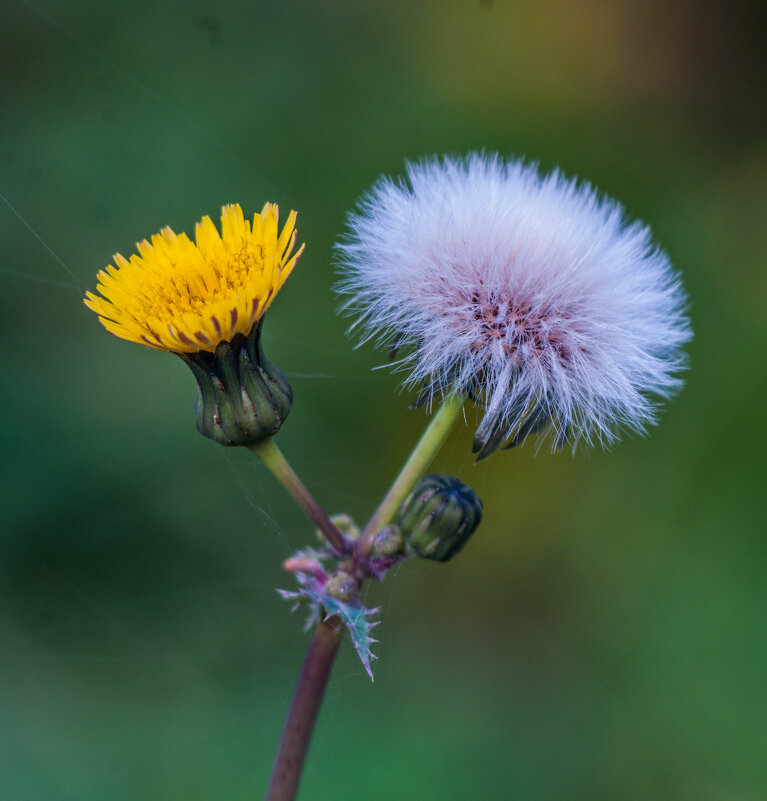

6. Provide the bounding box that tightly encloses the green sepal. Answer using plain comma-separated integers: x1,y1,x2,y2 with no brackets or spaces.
180,319,292,446
472,397,554,460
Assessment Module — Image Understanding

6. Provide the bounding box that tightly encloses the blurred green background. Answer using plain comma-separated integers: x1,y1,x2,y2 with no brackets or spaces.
1,1,765,799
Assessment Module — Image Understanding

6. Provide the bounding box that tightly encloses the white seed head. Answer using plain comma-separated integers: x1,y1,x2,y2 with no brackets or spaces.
336,153,692,455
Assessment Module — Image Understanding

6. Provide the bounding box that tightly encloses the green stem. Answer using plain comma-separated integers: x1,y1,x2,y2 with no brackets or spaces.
249,438,348,554
358,394,464,553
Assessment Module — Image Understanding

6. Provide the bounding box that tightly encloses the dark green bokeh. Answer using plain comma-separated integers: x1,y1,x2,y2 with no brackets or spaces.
1,1,765,799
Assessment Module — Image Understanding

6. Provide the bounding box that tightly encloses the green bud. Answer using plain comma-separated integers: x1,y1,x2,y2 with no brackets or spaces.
324,513,360,542
324,571,359,603
398,475,482,562
371,524,406,557
180,320,292,446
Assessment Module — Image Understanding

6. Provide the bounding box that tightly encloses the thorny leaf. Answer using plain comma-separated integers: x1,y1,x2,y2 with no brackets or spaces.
279,566,380,681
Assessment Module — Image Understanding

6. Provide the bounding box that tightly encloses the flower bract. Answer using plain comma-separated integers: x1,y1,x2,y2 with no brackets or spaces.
84,203,303,354
337,153,692,455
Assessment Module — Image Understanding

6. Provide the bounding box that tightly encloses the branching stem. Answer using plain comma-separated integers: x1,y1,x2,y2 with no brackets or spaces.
260,394,464,800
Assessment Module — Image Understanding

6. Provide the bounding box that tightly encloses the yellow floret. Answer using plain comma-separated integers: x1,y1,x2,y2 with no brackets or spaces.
84,203,303,353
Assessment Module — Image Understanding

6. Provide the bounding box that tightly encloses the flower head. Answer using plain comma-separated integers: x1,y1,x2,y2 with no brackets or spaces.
84,203,303,353
85,204,304,446
337,154,691,455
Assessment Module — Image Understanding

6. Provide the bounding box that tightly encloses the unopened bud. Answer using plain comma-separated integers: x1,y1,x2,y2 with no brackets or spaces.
371,524,405,557
398,475,482,562
324,571,358,603
320,513,359,542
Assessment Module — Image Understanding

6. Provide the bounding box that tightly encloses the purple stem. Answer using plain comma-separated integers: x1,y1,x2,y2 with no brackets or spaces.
264,618,343,801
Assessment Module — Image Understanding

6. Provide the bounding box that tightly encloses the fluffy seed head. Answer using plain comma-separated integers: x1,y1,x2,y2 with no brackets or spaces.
336,153,691,454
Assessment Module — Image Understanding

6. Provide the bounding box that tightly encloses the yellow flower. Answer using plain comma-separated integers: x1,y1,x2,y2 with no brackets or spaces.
84,203,304,354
